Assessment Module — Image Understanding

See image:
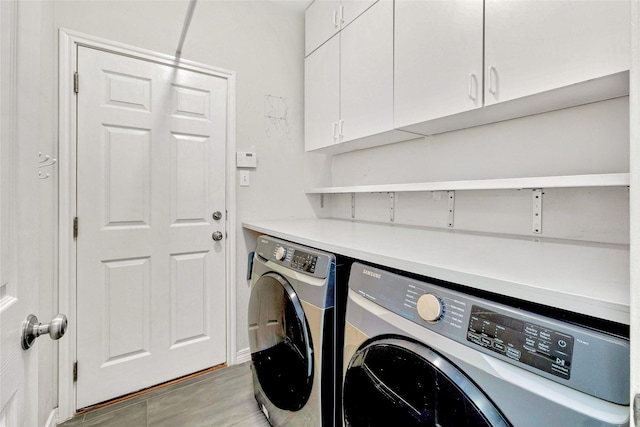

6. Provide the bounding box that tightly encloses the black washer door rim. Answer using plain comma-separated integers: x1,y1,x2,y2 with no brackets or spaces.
248,272,314,411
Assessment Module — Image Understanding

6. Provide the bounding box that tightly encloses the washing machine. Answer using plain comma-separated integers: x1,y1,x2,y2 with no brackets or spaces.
248,235,350,427
342,262,630,427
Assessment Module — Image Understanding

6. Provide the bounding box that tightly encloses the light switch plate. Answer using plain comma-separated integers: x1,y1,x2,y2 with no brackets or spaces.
239,170,250,187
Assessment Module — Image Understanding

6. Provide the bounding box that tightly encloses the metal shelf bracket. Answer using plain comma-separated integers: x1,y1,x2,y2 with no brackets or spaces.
532,189,543,234
448,191,455,228
389,192,395,223
351,193,356,219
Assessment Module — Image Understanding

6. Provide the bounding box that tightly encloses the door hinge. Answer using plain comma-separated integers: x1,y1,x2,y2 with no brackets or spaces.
73,217,78,239
73,361,78,383
74,72,79,94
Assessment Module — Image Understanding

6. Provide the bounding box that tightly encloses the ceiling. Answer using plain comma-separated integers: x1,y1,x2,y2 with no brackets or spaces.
267,0,313,13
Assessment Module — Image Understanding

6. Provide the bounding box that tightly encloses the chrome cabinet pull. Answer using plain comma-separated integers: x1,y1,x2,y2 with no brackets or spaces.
468,73,478,102
488,66,499,97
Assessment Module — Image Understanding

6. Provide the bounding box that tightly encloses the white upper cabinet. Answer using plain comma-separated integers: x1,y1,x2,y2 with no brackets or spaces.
305,0,377,57
305,35,340,151
305,0,630,154
484,0,629,105
340,0,393,143
305,0,399,152
394,0,484,128
305,0,341,56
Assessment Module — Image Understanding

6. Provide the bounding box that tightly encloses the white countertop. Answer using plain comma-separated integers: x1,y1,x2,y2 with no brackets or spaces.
243,218,630,325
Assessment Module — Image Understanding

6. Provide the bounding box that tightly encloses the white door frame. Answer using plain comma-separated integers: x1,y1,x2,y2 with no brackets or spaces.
57,28,237,421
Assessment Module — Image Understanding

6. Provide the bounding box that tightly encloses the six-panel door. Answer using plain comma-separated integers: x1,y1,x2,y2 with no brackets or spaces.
76,46,227,408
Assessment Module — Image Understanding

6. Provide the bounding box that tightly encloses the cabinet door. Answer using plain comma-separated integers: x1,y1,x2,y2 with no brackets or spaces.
341,0,378,28
484,0,630,106
305,34,340,151
340,0,393,143
394,0,483,128
305,0,341,56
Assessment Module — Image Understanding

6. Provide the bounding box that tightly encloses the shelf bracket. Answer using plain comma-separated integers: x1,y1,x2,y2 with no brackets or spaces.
447,191,455,228
389,192,395,223
351,193,356,219
532,189,543,234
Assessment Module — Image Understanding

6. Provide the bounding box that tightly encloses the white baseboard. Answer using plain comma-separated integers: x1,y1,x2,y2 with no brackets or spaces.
236,347,251,364
45,408,58,427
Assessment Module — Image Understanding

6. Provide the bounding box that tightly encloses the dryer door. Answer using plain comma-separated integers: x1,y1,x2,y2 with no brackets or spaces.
248,272,314,411
343,337,511,427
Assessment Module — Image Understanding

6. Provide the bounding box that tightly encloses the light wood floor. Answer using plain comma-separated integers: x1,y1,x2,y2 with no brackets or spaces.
58,362,270,427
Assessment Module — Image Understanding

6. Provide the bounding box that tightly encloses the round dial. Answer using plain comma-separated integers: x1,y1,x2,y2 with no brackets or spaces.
417,294,444,323
275,246,287,261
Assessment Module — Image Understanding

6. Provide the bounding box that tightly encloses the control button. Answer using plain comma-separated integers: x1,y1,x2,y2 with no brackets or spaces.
493,342,506,352
275,246,287,261
506,348,521,359
416,294,444,323
558,339,567,348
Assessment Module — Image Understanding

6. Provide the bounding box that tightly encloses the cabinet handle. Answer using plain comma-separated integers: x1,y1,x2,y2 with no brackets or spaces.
468,73,478,102
488,66,498,98
339,5,345,24
339,119,345,139
333,9,338,28
332,121,339,141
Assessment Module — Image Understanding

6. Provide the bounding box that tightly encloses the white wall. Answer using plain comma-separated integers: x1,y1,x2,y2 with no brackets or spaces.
322,98,630,244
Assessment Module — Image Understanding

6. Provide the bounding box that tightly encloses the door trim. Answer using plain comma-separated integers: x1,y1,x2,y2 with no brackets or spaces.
57,28,237,421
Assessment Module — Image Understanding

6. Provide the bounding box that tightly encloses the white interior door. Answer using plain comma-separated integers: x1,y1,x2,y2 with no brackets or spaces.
0,1,40,425
75,46,227,409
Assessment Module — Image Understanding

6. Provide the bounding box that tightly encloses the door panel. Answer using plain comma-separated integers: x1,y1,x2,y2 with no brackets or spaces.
394,0,483,127
304,35,340,151
340,0,393,143
484,0,629,105
76,46,227,408
0,1,40,425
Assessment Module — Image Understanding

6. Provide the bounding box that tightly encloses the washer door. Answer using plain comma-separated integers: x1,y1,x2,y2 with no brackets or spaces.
343,337,511,427
248,272,314,411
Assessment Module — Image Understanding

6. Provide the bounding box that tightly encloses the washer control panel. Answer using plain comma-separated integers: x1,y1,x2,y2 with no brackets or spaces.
467,306,574,380
348,262,629,405
255,236,329,279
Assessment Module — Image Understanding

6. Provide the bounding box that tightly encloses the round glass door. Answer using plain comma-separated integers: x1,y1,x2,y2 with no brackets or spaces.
343,338,511,427
248,272,314,411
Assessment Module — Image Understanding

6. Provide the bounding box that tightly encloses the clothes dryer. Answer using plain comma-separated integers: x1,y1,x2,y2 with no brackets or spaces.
248,235,349,427
342,262,629,427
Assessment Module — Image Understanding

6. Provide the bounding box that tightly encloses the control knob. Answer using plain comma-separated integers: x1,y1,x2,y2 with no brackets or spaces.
417,294,444,323
275,246,287,261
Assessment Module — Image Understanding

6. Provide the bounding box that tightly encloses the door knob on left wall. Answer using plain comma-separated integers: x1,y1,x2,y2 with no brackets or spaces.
21,313,68,350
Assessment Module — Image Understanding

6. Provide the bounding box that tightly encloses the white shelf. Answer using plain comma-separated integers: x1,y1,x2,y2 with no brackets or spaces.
306,173,630,194
243,218,630,325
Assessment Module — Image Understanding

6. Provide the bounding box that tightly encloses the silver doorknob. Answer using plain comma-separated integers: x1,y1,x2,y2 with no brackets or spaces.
212,231,224,241
212,211,223,221
22,313,68,350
